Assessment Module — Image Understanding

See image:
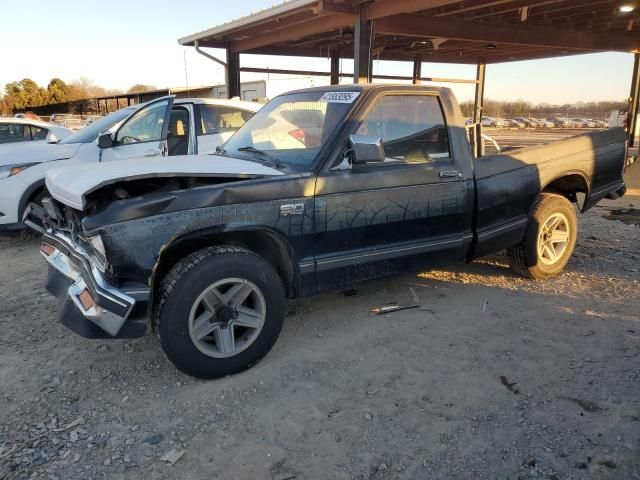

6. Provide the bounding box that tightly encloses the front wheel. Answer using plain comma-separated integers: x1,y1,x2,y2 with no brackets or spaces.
507,193,578,279
153,246,286,379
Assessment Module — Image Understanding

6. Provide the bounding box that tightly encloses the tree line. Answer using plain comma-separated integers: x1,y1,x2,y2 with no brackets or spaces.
459,99,628,120
0,78,156,115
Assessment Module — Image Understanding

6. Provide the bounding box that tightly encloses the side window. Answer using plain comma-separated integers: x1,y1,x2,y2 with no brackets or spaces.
0,124,29,143
357,95,451,164
116,100,169,144
31,126,48,140
198,105,254,135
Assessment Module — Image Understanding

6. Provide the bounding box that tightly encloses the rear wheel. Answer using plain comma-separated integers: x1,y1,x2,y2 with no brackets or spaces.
153,246,286,379
507,193,578,279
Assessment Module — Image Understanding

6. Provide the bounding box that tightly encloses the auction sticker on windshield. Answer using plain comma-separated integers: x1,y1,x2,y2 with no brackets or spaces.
320,91,360,103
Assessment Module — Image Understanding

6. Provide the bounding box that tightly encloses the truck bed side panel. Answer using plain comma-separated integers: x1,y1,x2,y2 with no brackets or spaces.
472,128,627,258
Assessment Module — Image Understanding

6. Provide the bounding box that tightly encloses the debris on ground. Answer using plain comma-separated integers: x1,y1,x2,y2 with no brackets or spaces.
558,396,603,413
369,303,420,315
160,449,185,465
500,376,520,394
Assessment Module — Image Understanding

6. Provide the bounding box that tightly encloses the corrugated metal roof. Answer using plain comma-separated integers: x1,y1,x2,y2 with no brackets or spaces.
178,0,318,46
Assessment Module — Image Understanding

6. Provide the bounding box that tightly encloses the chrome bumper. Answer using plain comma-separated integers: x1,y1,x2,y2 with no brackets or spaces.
41,231,147,337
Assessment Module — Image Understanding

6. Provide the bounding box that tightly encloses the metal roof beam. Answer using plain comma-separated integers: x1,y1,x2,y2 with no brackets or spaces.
363,0,464,20
375,13,640,52
230,12,356,53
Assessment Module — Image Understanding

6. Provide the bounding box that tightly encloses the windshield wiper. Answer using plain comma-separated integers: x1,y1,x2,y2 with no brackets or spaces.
237,146,282,168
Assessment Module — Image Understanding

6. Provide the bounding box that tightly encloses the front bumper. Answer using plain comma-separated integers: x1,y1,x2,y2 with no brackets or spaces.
0,175,28,227
0,219,25,233
41,231,150,339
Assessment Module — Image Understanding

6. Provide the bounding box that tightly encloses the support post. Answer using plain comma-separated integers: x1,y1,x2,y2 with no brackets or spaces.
412,55,422,84
472,60,486,158
353,15,373,83
226,47,241,99
628,52,640,148
330,49,340,85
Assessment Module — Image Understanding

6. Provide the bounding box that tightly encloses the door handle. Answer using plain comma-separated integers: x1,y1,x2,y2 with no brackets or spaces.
144,149,160,157
439,170,463,179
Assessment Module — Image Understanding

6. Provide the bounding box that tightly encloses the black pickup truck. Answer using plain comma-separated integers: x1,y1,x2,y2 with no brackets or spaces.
28,85,628,379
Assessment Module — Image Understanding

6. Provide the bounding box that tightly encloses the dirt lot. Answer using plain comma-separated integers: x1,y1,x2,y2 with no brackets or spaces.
1,163,639,480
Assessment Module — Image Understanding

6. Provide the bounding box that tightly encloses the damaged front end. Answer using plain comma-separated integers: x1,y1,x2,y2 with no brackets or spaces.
26,199,150,339
26,155,285,340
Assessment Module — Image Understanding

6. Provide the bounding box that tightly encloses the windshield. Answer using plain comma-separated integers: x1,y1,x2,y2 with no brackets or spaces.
221,91,357,169
59,108,134,144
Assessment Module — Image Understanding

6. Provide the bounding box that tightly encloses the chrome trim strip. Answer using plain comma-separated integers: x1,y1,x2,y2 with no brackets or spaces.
298,261,315,274
47,232,132,309
315,234,472,271
476,216,528,240
42,233,137,336
590,180,623,198
41,249,80,282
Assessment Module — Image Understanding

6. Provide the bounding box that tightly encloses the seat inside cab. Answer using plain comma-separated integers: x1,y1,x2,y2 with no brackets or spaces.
167,107,190,156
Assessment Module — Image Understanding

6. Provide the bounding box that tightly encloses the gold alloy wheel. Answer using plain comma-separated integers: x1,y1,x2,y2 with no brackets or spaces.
537,212,570,265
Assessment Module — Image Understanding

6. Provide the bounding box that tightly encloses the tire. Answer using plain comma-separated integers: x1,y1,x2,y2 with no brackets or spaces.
153,246,286,379
507,193,578,280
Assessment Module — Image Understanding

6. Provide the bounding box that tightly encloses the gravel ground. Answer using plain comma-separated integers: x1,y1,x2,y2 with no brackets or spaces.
1,166,639,480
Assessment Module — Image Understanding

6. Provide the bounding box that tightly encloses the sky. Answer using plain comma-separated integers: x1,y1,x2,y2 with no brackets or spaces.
0,0,636,105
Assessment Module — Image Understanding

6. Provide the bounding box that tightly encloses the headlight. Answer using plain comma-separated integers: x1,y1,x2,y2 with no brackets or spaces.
0,163,38,180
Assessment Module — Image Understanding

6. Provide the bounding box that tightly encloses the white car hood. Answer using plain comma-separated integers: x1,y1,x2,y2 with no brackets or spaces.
0,142,81,167
46,154,284,210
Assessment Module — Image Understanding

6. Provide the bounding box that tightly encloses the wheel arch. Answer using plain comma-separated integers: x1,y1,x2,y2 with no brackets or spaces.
18,179,46,221
151,226,300,302
541,171,590,211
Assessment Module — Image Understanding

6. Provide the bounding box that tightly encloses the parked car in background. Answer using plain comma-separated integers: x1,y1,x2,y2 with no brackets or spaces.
481,117,509,127
62,117,89,131
571,118,596,128
49,113,73,126
548,117,573,128
505,118,526,128
513,116,537,128
593,119,608,128
0,118,73,146
0,97,260,232
85,115,103,125
14,112,42,121
29,84,628,378
534,118,555,128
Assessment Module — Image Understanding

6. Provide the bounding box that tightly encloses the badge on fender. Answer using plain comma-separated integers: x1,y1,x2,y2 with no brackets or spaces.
280,203,305,217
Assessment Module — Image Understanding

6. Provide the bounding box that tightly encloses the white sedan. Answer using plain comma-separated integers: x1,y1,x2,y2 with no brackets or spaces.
0,96,261,232
0,118,73,146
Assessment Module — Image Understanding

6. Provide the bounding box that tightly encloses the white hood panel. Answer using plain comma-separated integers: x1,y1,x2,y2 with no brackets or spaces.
46,154,284,210
0,142,81,167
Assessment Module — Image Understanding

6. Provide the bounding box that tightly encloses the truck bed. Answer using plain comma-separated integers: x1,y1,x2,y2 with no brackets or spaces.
472,127,628,258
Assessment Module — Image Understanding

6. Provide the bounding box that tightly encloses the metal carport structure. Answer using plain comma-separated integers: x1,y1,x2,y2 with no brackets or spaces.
179,0,640,155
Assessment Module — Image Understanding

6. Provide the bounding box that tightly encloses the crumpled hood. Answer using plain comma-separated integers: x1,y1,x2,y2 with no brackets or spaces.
46,154,284,210
0,141,81,167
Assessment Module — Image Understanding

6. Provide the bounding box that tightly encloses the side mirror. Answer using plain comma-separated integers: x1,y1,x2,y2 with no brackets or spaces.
349,134,385,164
98,133,114,149
47,133,58,144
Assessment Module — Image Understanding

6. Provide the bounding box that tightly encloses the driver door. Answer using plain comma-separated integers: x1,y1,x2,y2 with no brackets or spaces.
100,97,174,162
